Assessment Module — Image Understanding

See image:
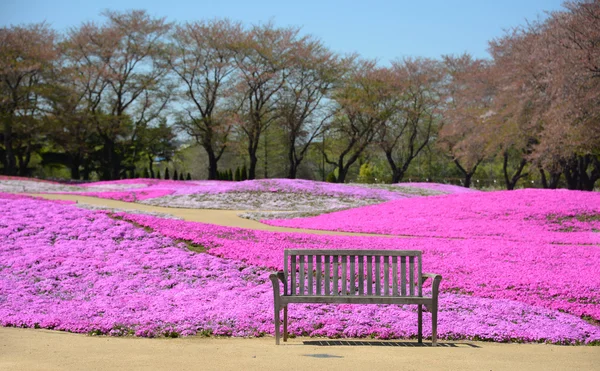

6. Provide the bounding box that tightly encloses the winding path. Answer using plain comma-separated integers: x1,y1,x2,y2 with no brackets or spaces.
32,193,399,237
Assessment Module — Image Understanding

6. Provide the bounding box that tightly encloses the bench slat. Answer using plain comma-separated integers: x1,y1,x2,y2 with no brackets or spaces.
375,256,381,295
358,255,364,295
308,255,313,296
384,256,390,296
401,256,407,296
333,255,339,296
291,255,297,295
316,255,322,295
349,255,355,295
409,256,415,296
367,256,372,295
299,255,305,295
392,256,398,296
324,256,330,296
341,255,347,296
418,254,422,297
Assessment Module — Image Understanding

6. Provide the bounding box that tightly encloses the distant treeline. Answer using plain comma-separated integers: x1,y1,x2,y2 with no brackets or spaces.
1,1,598,190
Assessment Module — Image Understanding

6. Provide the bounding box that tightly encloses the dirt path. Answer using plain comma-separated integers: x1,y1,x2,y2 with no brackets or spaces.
4,193,598,370
32,193,396,237
1,327,598,371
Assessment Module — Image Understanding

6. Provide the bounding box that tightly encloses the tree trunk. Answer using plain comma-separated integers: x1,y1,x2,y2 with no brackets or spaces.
3,118,16,175
502,152,527,190
248,151,258,180
70,155,81,180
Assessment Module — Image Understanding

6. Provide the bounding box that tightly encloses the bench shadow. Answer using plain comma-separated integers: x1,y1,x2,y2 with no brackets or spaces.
302,340,479,348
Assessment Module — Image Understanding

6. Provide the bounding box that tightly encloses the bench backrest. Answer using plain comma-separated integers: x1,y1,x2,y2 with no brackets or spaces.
284,249,423,297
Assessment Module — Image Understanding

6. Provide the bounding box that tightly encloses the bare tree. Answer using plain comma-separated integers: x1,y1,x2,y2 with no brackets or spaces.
168,19,241,180
0,23,56,175
378,58,444,183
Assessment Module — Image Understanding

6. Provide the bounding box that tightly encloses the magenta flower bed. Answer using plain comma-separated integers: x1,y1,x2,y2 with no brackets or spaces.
1,195,599,343
118,214,600,322
264,189,600,245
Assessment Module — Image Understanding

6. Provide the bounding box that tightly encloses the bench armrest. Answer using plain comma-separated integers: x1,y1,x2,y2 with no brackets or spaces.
269,271,288,296
421,273,442,300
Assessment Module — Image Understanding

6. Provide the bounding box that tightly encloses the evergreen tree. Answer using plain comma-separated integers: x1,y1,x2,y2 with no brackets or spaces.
143,168,150,178
179,173,184,180
235,167,241,181
173,169,179,180
165,168,170,180
228,169,233,181
156,170,161,179
186,172,192,180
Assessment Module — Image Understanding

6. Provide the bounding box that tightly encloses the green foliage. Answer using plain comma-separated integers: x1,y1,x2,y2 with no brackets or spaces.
164,168,170,180
235,167,241,181
143,168,150,178
156,170,161,179
228,169,233,181
326,172,336,183
186,172,191,180
179,173,184,181
173,169,178,181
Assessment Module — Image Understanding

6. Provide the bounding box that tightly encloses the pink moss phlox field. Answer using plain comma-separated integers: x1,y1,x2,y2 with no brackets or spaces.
397,182,478,194
1,198,599,343
75,189,175,202
0,192,76,205
119,214,600,321
265,189,600,245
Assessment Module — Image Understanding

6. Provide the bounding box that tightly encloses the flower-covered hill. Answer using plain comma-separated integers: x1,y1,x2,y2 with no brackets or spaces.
0,176,473,212
265,189,600,245
1,194,599,344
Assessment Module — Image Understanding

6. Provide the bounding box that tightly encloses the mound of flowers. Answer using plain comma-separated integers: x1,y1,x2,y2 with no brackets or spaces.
1,195,599,343
265,189,600,245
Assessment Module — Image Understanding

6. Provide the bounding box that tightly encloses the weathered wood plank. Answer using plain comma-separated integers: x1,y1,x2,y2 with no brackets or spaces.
367,256,373,295
291,255,297,296
384,256,390,296
392,256,398,296
333,255,339,296
324,256,330,296
299,255,306,295
307,255,313,296
316,255,322,295
349,256,355,295
418,255,422,297
375,256,381,295
358,255,364,295
409,256,415,296
341,255,347,296
281,296,433,305
401,256,407,296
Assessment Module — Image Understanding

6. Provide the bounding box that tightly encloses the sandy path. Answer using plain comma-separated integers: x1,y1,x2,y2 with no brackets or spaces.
1,327,599,371
3,193,598,370
32,193,394,237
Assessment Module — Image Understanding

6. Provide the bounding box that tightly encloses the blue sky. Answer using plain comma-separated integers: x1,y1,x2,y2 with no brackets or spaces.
1,0,565,63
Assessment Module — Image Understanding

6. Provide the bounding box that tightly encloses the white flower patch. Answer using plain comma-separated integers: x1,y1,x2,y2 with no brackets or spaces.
140,191,385,211
0,180,85,193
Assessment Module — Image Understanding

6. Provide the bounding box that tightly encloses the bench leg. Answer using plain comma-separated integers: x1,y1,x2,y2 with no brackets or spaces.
274,302,280,345
283,306,288,342
417,304,423,344
431,303,438,347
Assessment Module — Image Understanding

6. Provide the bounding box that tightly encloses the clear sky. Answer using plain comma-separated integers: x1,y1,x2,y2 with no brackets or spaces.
1,0,565,63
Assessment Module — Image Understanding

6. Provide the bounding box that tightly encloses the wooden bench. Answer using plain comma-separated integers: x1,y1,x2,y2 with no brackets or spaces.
270,249,442,346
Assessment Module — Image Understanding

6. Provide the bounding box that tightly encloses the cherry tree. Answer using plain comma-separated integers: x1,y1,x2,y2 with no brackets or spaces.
168,19,241,180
